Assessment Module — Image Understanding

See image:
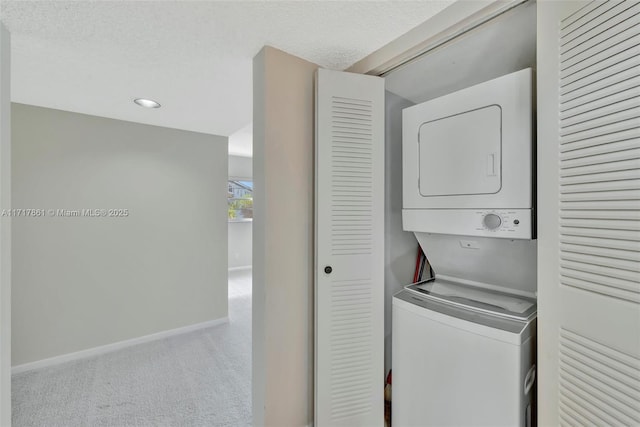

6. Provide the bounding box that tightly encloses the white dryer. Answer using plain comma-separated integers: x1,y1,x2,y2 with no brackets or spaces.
392,280,537,427
402,68,534,239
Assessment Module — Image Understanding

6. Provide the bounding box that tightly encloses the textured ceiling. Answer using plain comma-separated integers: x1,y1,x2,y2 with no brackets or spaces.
0,0,453,139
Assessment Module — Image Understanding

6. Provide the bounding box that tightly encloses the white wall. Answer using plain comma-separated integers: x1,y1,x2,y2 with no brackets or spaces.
384,91,418,375
228,155,252,270
12,104,228,366
253,46,317,426
229,155,252,180
228,221,252,269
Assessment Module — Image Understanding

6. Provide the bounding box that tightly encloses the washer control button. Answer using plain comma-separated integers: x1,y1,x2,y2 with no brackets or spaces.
483,213,502,230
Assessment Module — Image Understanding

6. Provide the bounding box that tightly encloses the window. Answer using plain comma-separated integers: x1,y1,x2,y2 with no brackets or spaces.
228,180,253,221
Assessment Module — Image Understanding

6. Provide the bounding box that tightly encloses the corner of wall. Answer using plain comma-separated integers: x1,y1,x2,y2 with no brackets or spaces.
252,45,318,426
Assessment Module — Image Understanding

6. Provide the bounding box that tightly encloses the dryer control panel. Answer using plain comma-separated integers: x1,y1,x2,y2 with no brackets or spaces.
403,208,533,239
478,211,524,234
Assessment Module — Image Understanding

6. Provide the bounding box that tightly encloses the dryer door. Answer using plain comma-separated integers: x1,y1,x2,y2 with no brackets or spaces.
419,105,502,197
403,68,532,211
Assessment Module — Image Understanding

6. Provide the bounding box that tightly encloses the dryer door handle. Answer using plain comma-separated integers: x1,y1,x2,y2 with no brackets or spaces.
487,153,497,176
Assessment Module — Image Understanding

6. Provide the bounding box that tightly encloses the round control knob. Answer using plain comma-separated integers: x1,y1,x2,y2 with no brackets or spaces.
483,213,502,230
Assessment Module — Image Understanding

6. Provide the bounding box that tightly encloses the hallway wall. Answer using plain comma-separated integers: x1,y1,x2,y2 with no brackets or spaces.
12,104,229,366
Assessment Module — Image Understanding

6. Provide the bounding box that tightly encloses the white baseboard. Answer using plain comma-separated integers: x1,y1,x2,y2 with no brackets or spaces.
12,317,229,375
228,265,252,272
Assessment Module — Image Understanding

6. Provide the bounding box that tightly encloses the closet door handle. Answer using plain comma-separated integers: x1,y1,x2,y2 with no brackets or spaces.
324,266,333,274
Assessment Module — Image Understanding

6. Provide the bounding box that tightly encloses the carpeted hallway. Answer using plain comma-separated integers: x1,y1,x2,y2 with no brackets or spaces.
12,269,252,427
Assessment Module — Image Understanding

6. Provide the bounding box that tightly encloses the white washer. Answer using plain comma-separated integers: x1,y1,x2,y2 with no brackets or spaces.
392,280,536,427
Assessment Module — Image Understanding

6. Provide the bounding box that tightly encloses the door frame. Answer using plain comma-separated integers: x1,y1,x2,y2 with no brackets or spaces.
347,0,528,76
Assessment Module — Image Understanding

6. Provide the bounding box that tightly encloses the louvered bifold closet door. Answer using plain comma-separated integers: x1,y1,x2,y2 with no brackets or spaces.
538,1,640,426
315,68,384,427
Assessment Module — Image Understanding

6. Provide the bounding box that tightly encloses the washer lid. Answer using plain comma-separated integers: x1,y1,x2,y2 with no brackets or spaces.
393,289,535,343
414,232,537,297
406,278,536,321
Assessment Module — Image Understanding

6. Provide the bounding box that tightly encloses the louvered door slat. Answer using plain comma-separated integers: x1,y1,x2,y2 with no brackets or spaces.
538,1,640,424
560,224,640,239
561,2,640,58
561,1,621,36
559,400,597,427
561,178,640,193
560,330,640,425
560,352,640,411
561,157,640,178
560,1,635,51
561,136,639,157
561,5,640,66
315,68,384,427
561,105,640,136
561,148,640,169
560,258,638,283
561,218,640,233
560,1,607,30
561,56,639,99
561,251,639,273
562,66,640,104
561,77,640,113
561,233,640,250
562,31,640,83
560,41,640,85
561,115,640,141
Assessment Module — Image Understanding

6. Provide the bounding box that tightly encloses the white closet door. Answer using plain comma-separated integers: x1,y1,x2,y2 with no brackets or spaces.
538,1,640,425
315,68,384,426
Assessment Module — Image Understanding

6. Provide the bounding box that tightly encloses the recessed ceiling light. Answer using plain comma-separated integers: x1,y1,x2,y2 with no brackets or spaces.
134,98,161,109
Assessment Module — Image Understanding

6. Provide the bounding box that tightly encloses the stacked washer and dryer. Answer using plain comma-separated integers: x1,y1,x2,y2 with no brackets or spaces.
393,69,537,427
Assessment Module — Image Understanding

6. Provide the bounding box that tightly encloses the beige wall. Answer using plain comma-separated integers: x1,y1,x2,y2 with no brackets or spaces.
11,104,228,366
253,46,317,426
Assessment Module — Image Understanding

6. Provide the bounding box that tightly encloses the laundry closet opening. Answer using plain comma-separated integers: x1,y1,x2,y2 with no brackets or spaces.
381,1,537,424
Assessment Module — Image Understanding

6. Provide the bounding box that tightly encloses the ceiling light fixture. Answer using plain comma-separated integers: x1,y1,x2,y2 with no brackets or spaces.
134,98,161,109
